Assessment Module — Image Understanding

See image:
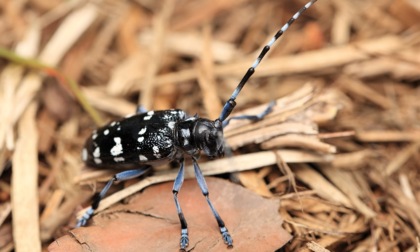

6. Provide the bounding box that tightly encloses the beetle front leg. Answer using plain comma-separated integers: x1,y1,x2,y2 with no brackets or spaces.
172,159,189,250
192,158,233,248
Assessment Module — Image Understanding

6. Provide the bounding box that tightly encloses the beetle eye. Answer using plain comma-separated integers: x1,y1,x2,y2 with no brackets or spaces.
205,129,224,157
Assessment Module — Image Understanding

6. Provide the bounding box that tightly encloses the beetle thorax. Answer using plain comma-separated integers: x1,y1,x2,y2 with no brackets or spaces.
175,117,224,159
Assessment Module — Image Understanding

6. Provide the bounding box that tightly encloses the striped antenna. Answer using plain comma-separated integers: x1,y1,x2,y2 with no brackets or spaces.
219,0,317,122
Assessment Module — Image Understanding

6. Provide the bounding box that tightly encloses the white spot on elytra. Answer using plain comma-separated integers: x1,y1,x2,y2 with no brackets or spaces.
110,137,123,156
114,157,125,162
93,147,100,158
168,121,175,129
104,129,109,135
152,146,159,153
82,148,88,161
117,127,121,131
110,121,117,127
138,136,144,143
94,158,102,164
144,111,154,120
138,127,147,135
139,155,148,161
92,130,98,140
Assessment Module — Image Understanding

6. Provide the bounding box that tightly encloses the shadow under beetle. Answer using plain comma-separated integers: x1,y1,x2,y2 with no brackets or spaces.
77,0,318,250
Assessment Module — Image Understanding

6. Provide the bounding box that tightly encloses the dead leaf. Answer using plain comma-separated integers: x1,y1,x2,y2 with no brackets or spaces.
49,177,291,251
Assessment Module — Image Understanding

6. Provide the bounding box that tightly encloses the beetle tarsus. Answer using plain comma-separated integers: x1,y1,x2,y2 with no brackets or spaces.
76,207,94,227
221,227,233,248
180,228,189,250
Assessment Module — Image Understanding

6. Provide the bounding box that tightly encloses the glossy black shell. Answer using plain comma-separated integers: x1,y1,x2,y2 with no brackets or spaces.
82,110,186,168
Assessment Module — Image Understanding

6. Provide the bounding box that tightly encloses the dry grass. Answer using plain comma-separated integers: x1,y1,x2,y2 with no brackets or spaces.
0,0,419,251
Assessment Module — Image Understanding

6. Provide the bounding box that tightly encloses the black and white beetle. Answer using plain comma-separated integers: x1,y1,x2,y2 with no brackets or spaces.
77,0,317,250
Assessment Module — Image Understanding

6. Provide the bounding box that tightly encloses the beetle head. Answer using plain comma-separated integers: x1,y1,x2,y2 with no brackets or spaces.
193,119,224,159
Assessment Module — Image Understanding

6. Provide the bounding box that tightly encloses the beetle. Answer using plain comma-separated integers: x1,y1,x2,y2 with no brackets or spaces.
77,0,318,250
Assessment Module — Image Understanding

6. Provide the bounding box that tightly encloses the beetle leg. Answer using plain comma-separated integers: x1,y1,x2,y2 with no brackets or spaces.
76,166,151,227
136,105,148,114
192,158,233,248
172,158,189,250
222,100,276,128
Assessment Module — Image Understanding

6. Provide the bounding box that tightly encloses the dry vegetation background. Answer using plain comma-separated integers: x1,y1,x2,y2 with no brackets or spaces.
0,0,420,251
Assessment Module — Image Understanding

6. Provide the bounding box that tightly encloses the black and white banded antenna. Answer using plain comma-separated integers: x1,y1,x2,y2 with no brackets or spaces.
218,0,318,122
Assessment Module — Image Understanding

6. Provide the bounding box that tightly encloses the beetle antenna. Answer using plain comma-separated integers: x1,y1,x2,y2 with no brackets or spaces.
218,0,317,122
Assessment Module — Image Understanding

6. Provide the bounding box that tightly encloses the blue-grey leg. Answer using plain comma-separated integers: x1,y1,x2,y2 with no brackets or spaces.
172,159,189,250
222,100,276,128
76,167,151,227
136,105,148,114
192,158,233,247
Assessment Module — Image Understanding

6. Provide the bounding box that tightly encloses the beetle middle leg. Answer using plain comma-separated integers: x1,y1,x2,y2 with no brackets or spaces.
76,166,151,227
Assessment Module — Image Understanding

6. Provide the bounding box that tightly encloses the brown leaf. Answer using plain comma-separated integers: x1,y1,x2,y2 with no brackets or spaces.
49,178,291,251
